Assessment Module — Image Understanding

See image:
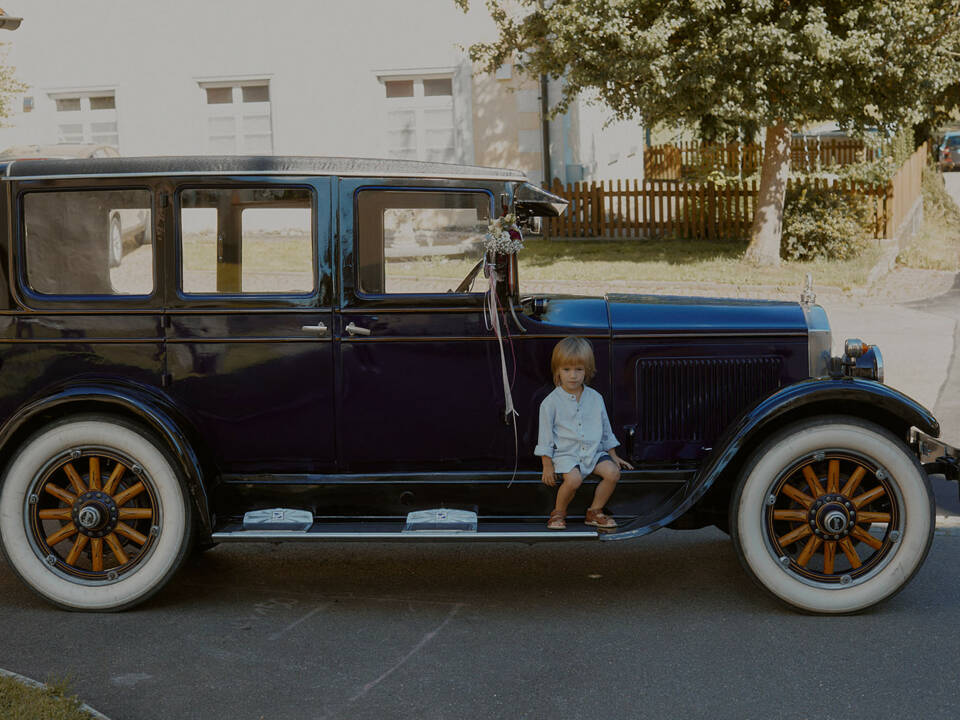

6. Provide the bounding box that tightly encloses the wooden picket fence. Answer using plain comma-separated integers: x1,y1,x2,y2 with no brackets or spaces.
543,177,891,241
884,142,926,239
644,139,880,180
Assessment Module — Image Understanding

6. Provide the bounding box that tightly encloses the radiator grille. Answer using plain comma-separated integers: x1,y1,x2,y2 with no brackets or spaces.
636,356,782,443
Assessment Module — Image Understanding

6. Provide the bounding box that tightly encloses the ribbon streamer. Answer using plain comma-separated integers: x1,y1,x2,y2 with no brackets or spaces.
485,257,519,486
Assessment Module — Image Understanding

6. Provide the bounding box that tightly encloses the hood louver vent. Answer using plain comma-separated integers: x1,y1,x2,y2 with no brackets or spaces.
637,357,782,444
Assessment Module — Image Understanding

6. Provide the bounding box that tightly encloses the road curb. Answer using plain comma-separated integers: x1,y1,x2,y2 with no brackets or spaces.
865,237,900,286
0,667,112,720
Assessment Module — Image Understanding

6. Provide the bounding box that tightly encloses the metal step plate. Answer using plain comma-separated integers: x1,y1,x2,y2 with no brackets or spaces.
242,508,313,531
403,508,477,533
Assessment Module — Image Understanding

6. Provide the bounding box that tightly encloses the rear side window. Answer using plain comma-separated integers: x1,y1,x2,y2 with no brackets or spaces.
179,187,314,294
23,189,154,296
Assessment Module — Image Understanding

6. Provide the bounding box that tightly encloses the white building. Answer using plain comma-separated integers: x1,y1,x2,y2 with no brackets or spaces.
0,0,644,187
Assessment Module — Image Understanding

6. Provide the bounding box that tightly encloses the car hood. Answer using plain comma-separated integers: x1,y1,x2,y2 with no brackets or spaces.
606,293,808,336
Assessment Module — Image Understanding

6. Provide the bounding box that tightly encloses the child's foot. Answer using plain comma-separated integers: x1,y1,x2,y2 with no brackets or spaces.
585,508,617,529
547,510,566,530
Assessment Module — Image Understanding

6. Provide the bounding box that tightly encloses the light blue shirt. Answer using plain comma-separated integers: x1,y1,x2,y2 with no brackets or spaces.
534,385,620,475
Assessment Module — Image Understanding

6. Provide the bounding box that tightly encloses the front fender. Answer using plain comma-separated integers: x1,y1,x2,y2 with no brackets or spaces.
604,378,938,541
0,381,212,533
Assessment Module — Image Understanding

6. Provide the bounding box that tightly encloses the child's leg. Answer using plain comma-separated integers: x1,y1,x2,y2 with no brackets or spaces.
588,459,620,511
553,468,583,513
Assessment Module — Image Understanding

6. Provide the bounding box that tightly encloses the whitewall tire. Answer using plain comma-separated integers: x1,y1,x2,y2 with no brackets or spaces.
0,417,193,611
731,417,934,614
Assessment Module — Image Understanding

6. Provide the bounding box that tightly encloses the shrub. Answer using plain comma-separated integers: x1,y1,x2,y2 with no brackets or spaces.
781,186,872,261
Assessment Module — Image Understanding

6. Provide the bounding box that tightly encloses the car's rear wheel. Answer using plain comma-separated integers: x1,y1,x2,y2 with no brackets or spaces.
0,416,193,611
731,416,934,614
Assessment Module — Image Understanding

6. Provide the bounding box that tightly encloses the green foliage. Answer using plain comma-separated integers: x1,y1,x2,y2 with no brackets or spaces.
458,1,960,135
781,186,872,261
0,44,25,124
828,129,917,184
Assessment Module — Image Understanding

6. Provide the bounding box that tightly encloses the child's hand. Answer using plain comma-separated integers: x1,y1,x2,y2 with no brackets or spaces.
610,452,634,471
541,467,557,486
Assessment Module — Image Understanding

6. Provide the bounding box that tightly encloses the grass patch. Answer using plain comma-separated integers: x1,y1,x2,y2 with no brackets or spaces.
387,236,884,292
897,164,960,271
0,674,96,720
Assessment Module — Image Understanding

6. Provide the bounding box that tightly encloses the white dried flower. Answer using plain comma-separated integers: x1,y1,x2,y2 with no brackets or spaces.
484,215,524,255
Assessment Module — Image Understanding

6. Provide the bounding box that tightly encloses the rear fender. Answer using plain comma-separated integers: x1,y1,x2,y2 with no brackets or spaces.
603,378,938,541
0,382,213,533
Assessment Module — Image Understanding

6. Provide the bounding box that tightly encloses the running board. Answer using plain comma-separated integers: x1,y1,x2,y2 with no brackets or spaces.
211,508,601,542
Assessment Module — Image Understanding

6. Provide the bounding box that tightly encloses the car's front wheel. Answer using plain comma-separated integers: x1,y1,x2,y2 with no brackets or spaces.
731,417,934,614
0,416,193,611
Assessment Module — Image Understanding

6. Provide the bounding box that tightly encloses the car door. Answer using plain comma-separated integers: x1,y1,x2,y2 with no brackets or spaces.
335,180,512,475
164,177,336,476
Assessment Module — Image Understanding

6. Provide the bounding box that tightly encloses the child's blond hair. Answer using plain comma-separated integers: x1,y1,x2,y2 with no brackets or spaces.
551,336,596,386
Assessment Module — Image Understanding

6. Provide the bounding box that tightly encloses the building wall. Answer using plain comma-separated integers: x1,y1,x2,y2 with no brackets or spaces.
0,0,640,184
0,1,486,159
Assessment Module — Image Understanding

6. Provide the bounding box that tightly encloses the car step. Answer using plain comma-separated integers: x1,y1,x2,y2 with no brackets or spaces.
210,507,600,542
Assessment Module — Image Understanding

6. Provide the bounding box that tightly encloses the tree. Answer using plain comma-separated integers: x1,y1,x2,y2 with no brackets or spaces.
0,43,25,126
457,0,960,265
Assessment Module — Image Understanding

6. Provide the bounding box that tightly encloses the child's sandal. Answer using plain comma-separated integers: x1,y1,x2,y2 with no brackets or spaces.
585,508,617,529
547,510,566,530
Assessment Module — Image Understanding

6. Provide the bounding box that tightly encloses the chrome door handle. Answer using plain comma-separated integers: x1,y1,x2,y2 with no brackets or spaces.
301,322,328,335
345,322,371,336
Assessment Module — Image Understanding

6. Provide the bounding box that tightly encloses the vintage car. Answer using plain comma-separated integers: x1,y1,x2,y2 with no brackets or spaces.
0,156,956,614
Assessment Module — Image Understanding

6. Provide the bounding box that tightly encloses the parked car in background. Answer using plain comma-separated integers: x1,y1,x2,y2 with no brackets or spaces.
0,144,121,160
0,155,956,615
939,132,960,171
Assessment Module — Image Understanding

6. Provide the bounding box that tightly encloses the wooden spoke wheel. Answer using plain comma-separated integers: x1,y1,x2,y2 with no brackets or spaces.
765,453,899,583
0,416,193,611
27,448,158,581
732,417,934,614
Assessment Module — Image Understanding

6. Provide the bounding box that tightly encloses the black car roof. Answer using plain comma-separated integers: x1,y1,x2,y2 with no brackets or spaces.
2,155,527,181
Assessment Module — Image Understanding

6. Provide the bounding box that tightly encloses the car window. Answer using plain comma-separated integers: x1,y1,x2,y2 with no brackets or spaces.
22,188,154,296
356,189,491,295
179,187,314,295
947,136,960,147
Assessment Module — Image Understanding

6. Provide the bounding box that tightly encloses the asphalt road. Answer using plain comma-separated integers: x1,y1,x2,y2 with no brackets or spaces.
2,529,960,720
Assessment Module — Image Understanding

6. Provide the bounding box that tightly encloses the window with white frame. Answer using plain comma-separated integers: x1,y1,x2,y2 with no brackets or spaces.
199,80,273,155
50,90,119,147
381,75,456,163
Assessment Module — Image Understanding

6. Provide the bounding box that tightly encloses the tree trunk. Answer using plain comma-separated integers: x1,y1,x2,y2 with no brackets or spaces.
744,122,792,266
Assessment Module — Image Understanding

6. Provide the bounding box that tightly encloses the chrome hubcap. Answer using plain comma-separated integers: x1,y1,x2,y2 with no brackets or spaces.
77,506,101,529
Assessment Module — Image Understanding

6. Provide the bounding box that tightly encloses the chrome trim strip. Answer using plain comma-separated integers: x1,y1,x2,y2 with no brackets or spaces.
613,331,807,339
5,170,525,182
166,308,330,315
0,309,164,315
211,530,599,541
166,337,331,343
0,338,162,344
339,335,609,343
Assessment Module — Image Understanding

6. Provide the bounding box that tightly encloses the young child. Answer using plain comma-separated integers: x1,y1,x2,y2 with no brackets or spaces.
534,336,633,530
